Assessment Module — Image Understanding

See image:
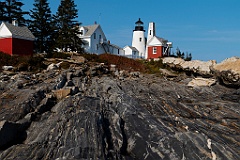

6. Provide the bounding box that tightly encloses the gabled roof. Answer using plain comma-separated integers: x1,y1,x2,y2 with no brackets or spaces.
123,45,139,52
83,24,100,36
147,36,168,46
0,22,35,40
156,36,167,43
108,43,122,49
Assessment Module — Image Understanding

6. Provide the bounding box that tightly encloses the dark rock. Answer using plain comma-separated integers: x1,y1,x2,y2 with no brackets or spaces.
0,121,27,149
65,80,75,87
55,74,67,89
0,62,239,160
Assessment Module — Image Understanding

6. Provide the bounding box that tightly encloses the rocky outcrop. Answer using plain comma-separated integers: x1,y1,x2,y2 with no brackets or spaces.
211,57,240,87
162,57,216,77
0,60,239,160
187,78,216,87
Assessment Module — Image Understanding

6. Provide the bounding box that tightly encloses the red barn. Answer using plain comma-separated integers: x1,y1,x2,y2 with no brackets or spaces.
0,22,35,56
147,36,172,60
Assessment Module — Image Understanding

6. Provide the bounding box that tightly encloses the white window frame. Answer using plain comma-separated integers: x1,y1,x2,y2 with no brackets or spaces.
153,47,157,54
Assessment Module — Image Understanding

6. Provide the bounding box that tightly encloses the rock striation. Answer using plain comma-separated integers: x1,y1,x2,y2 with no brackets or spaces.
0,58,239,160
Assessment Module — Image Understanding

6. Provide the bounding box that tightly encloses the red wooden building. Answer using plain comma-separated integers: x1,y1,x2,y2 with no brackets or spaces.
0,22,35,56
146,36,172,59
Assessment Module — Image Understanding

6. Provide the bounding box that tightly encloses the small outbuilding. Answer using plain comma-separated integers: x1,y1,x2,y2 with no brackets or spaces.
0,21,35,56
123,46,139,59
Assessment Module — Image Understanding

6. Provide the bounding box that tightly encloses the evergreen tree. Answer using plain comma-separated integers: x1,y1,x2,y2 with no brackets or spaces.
29,0,53,53
0,1,6,22
181,52,185,59
176,47,181,58
188,53,192,61
53,0,83,53
1,0,28,25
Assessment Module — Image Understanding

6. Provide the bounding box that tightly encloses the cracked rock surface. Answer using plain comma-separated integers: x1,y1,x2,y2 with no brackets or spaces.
0,63,239,160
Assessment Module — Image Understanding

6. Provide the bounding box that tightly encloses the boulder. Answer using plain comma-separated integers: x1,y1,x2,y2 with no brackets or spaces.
71,55,86,63
162,57,216,76
53,88,72,100
0,121,25,149
187,78,216,87
46,62,62,71
110,64,116,72
211,57,240,87
159,68,178,77
2,66,14,71
47,63,58,71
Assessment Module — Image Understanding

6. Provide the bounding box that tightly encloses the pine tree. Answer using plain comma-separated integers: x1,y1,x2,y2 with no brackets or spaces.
0,1,6,22
29,0,53,53
53,0,83,53
1,0,28,25
176,47,181,58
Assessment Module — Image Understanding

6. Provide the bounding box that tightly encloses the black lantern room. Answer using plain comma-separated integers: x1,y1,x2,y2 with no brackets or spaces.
134,18,145,31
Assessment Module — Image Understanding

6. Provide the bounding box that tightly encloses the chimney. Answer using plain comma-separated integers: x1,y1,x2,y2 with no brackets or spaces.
12,20,18,26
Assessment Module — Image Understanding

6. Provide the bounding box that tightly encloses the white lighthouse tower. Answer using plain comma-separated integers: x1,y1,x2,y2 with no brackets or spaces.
132,18,146,58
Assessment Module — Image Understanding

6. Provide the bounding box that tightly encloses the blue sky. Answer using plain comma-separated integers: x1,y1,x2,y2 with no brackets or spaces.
22,0,240,62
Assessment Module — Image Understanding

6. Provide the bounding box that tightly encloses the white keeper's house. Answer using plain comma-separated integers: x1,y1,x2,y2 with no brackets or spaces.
78,23,124,56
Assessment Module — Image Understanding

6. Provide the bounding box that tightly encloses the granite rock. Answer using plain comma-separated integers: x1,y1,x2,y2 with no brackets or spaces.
162,57,216,77
211,57,240,87
0,62,239,160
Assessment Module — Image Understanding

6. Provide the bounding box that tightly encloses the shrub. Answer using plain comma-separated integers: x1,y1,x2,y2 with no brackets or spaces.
0,52,46,72
98,54,147,72
46,52,70,59
28,56,47,72
81,53,104,63
59,62,70,69
141,59,165,74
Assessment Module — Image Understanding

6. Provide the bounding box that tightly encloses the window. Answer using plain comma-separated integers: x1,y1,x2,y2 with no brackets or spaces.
96,44,98,50
140,38,142,42
80,30,83,35
153,47,157,54
150,30,152,35
99,35,101,40
94,33,96,39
